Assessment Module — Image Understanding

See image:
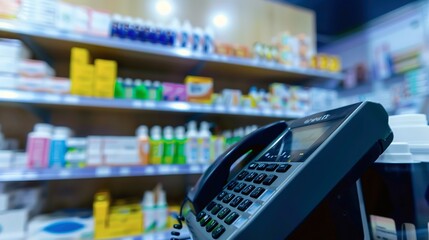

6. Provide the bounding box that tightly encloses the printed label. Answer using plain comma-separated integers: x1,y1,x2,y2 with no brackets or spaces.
370,215,397,240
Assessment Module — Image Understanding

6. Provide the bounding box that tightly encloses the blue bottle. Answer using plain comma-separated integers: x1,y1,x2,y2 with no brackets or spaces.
49,127,70,168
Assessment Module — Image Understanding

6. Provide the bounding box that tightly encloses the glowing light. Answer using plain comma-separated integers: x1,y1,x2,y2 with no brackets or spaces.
156,0,172,16
213,14,228,28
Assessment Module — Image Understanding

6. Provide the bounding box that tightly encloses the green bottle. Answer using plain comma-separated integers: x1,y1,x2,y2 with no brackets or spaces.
149,126,164,164
133,79,148,99
114,77,125,98
174,126,187,164
163,126,175,164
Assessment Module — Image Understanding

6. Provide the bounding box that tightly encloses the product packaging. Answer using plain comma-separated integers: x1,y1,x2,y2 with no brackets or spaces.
27,123,52,168
185,76,213,104
93,59,117,98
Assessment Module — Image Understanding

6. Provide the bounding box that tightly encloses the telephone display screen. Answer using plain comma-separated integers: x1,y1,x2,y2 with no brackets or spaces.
258,120,340,162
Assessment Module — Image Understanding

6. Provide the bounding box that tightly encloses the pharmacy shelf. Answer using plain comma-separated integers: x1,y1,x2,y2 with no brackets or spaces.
0,164,209,182
0,89,306,118
0,20,343,82
114,229,191,240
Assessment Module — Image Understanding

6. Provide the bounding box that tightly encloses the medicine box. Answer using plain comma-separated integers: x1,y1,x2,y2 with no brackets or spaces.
185,76,213,104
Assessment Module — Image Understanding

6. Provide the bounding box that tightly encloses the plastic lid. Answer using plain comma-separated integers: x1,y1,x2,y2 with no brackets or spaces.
151,126,162,139
134,79,142,85
188,121,197,130
163,126,174,139
53,127,70,137
175,126,185,139
34,123,53,133
124,78,133,85
244,126,252,135
223,130,232,138
117,77,123,83
389,114,429,144
153,81,160,87
157,189,167,206
236,128,244,138
377,142,415,163
200,121,209,131
144,80,152,86
142,191,155,208
124,16,133,23
136,125,148,137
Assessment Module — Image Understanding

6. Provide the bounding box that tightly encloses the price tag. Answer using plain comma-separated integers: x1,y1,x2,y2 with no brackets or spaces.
119,167,131,176
189,165,201,173
143,101,156,108
63,96,80,104
229,107,239,113
274,110,283,116
132,101,143,108
170,166,180,173
95,167,112,177
158,165,170,174
262,109,273,116
43,94,61,102
214,105,226,112
59,169,71,177
43,29,60,37
0,171,23,181
23,171,38,180
144,166,155,175
22,92,36,101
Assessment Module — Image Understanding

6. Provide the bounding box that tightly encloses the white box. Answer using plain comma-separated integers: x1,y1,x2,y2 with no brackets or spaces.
44,77,70,94
89,9,111,37
105,153,139,165
0,193,10,211
0,150,13,169
18,60,55,78
0,208,28,240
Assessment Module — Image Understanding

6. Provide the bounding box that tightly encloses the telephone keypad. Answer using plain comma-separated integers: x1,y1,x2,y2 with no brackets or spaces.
217,191,227,200
227,181,238,190
253,173,268,184
241,185,255,195
248,163,258,169
200,215,212,226
276,164,291,173
211,204,223,215
237,199,253,211
256,163,268,170
263,175,278,186
250,187,266,199
206,202,216,211
212,225,226,239
233,183,247,192
196,211,206,222
206,219,219,232
244,172,258,182
222,193,235,203
266,164,279,171
230,196,244,207
217,207,231,219
237,171,249,180
225,212,240,225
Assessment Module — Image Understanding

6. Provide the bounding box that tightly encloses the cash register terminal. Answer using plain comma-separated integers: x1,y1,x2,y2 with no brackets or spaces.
173,101,393,240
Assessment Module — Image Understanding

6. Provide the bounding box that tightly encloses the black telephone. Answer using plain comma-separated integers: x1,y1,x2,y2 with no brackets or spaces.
173,102,393,240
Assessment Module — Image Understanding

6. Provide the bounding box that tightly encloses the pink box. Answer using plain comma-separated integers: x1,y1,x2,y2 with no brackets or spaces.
163,82,186,101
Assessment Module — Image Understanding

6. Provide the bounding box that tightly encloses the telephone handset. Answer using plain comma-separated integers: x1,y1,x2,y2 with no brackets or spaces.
187,121,289,214
176,102,393,240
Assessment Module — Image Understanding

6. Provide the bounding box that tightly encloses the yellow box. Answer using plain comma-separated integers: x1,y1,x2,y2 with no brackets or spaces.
71,47,90,65
185,76,213,104
93,59,117,98
94,191,143,239
70,64,94,96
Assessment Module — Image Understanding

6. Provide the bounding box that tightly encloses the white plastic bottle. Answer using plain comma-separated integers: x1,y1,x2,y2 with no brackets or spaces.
181,21,193,49
186,121,199,164
198,121,211,164
49,127,70,168
150,126,164,164
170,18,181,48
142,191,156,233
136,125,150,165
27,123,53,168
155,187,168,231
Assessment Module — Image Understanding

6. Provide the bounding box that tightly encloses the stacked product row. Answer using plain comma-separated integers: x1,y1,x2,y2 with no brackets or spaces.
0,182,181,239
0,122,256,169
0,0,341,72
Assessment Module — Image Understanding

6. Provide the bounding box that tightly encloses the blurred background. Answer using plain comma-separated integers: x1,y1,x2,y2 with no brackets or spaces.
0,0,426,239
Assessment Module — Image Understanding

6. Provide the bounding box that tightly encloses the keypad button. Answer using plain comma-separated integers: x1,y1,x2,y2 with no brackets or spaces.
206,219,219,232
241,185,256,195
217,191,227,200
212,225,226,239
206,202,216,211
250,187,266,199
253,173,268,184
200,215,212,226
230,196,243,207
233,182,247,192
211,204,223,215
222,193,235,203
244,172,258,182
256,163,268,170
237,171,249,180
263,175,278,186
276,164,291,173
237,199,253,211
225,212,239,225
227,181,238,190
248,163,258,169
196,211,206,222
217,208,231,220
266,164,279,172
